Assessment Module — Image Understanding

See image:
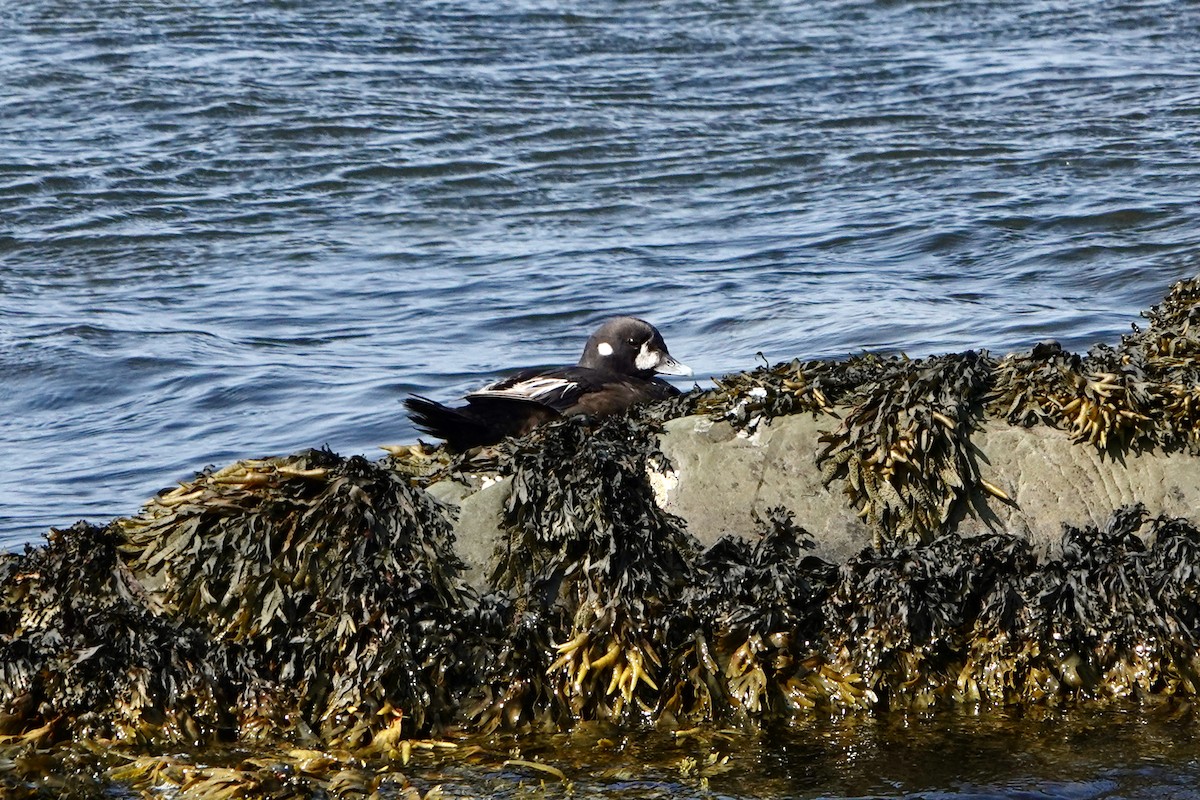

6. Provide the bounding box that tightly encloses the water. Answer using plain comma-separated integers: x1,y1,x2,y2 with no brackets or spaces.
3,0,1199,547
479,707,1200,799
86,705,1200,798
3,0,1200,794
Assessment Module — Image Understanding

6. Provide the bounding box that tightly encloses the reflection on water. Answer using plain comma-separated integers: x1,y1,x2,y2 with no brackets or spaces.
417,705,1200,799
84,704,1200,799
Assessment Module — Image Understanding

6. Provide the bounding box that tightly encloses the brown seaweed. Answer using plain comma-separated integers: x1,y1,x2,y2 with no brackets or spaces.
2,449,474,750
816,350,998,546
476,415,700,729
0,521,230,746
6,279,1200,797
661,508,840,722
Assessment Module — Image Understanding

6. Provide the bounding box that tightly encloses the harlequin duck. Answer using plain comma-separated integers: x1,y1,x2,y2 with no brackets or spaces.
404,316,692,451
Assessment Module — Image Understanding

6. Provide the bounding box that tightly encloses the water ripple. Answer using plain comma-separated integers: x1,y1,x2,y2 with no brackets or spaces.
3,0,1200,547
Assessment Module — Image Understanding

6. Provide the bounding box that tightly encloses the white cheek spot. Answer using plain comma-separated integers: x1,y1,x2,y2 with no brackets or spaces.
635,342,658,371
597,342,613,357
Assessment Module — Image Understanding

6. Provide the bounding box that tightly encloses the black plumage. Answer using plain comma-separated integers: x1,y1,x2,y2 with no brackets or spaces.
405,317,692,451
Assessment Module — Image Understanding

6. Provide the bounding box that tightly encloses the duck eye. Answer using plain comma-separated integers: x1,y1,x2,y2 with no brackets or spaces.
627,337,637,346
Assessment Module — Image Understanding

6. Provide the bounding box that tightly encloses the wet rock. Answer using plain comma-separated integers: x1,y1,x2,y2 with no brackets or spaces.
438,412,1200,572
6,276,1200,769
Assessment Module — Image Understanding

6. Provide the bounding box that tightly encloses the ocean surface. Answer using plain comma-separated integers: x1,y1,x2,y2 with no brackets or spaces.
4,0,1199,549
3,0,1200,795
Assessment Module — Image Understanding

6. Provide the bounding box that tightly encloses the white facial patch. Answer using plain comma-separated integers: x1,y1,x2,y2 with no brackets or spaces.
635,341,659,371
597,342,614,357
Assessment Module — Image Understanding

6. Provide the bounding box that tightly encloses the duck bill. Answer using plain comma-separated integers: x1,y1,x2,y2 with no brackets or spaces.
653,354,693,378
636,338,694,377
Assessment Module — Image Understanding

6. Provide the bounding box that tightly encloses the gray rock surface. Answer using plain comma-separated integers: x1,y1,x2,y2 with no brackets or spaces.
430,412,1200,586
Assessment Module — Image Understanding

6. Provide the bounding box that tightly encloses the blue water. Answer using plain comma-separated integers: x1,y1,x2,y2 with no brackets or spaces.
4,0,1199,547
3,0,1200,795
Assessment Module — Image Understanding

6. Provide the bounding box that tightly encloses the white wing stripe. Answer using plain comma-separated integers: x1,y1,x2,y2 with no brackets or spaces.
469,376,579,404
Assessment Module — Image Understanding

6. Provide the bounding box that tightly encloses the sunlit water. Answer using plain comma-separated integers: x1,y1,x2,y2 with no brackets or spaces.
96,705,1200,799
4,0,1199,546
399,707,1200,799
3,2,1200,792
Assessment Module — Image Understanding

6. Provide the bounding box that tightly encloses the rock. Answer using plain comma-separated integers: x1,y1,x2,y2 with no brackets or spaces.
8,276,1200,750
435,412,1200,576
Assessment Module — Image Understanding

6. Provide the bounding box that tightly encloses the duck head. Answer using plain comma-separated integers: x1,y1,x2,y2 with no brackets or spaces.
578,316,693,379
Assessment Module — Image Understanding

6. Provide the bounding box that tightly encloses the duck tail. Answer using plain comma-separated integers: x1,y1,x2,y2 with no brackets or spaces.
404,395,493,451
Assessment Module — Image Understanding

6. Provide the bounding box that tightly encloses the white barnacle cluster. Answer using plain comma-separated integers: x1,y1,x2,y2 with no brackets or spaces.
646,462,680,509
727,386,769,436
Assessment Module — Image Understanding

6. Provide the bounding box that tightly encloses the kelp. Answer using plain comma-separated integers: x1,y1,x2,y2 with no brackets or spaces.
474,415,700,729
5,280,1200,796
2,449,473,751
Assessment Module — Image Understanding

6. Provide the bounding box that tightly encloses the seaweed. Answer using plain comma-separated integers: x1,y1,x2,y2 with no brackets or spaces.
2,449,474,750
693,353,896,428
118,449,473,745
458,591,559,734
662,507,840,722
0,521,230,745
825,531,1035,710
677,277,1200,545
956,506,1200,704
479,415,700,727
985,340,1084,428
979,278,1200,456
1120,276,1200,452
816,351,999,546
